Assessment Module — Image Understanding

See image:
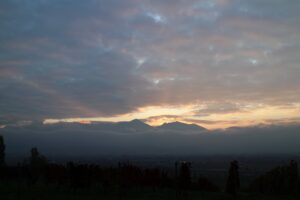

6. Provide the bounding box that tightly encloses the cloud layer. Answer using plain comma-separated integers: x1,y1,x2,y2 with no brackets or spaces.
1,0,300,127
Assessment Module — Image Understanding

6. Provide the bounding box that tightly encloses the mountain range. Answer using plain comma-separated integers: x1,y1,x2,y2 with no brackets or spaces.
2,119,207,134
1,120,300,158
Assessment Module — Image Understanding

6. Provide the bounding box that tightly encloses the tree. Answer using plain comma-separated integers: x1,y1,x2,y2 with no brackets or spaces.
28,147,47,184
178,161,191,190
226,160,240,197
0,135,5,167
249,160,299,195
29,147,47,168
287,160,298,195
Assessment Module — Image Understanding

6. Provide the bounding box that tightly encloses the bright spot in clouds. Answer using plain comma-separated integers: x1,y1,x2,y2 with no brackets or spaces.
249,58,258,65
146,12,167,24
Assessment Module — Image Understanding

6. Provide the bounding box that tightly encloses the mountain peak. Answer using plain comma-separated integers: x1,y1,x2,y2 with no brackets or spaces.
116,119,151,131
158,121,206,132
128,119,151,127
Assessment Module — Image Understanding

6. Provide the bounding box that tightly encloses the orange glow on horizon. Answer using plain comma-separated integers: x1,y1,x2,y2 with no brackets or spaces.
43,103,300,130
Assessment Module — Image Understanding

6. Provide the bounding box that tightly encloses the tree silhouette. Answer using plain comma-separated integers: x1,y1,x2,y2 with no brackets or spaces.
29,147,47,167
226,160,240,197
178,161,191,190
288,160,298,194
28,147,47,184
250,160,299,196
0,135,5,167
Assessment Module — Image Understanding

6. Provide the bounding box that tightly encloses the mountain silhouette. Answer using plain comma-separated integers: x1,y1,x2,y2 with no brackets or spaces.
157,121,206,132
115,119,152,132
4,120,205,134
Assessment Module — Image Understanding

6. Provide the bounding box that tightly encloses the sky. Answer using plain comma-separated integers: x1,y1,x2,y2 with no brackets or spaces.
1,0,300,129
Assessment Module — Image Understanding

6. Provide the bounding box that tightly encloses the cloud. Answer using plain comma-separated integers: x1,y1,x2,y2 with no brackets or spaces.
195,102,247,116
0,0,300,124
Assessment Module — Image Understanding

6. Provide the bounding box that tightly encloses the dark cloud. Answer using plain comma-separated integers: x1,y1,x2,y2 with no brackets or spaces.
0,0,300,123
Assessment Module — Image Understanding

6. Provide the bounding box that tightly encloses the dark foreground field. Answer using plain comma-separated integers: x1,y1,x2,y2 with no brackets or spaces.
0,155,299,200
0,182,299,200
